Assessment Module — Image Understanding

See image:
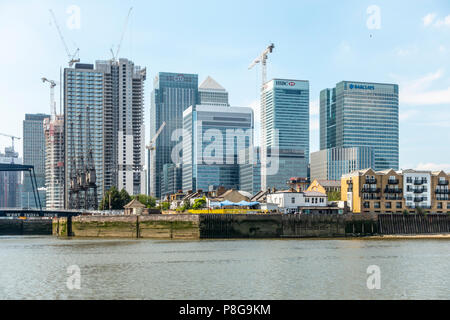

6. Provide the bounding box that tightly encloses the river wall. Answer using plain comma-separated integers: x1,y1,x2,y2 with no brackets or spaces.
0,218,52,235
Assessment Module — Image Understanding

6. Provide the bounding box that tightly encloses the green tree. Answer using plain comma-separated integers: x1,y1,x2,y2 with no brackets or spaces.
192,197,206,209
160,202,170,210
119,188,131,207
133,194,156,208
327,191,341,201
99,186,122,210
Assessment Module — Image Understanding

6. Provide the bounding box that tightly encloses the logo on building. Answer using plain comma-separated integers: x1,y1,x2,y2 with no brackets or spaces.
276,80,297,87
349,84,375,90
174,74,185,81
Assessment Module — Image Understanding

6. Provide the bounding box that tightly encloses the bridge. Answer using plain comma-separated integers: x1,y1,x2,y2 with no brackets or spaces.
0,208,90,218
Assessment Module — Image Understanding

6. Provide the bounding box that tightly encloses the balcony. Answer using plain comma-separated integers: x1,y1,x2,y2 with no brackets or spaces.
387,179,399,184
414,197,424,202
384,188,402,194
413,188,426,193
365,178,377,184
435,189,450,194
414,179,426,185
438,180,449,186
361,188,380,193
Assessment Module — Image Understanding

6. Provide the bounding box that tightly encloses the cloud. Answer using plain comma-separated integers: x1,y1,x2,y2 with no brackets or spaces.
422,13,437,26
423,13,450,28
415,162,450,172
434,15,450,27
394,46,418,57
399,110,419,121
392,69,450,105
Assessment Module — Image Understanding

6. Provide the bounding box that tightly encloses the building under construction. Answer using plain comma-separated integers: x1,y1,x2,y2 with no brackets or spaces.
43,115,65,209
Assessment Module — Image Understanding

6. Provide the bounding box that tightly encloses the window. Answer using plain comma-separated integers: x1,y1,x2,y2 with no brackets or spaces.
437,202,443,209
305,198,309,203
374,202,381,209
291,197,295,204
396,202,402,209
385,202,391,209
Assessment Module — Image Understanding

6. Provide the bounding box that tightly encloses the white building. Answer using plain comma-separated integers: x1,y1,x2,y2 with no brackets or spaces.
402,169,431,209
266,189,327,214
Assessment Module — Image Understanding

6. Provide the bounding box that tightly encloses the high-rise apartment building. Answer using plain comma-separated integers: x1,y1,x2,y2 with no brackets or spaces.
22,113,49,208
44,115,65,209
198,76,229,106
64,59,146,207
320,81,399,171
64,63,105,208
182,105,253,193
150,72,198,198
261,79,309,190
96,59,146,195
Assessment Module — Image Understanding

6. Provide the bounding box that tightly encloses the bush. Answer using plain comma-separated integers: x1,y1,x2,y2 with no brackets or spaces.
192,197,206,209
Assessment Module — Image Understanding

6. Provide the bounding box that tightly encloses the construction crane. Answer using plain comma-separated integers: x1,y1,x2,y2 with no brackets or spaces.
41,77,57,116
110,7,133,63
49,9,80,67
147,121,166,197
146,121,166,152
0,133,21,152
248,43,275,87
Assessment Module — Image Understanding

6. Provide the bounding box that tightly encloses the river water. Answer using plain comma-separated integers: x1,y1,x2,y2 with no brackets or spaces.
0,236,448,300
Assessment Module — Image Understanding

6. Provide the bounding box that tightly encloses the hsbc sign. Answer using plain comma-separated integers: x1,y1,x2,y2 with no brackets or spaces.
275,80,297,87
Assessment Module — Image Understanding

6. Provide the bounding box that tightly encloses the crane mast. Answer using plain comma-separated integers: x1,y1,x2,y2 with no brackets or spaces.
110,7,133,63
41,77,57,117
0,133,20,152
248,43,274,87
49,9,80,67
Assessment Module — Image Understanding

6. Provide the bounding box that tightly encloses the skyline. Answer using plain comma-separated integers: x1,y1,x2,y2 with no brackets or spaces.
1,0,450,172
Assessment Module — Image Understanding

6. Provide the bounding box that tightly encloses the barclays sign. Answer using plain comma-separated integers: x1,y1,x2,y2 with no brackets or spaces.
349,84,375,90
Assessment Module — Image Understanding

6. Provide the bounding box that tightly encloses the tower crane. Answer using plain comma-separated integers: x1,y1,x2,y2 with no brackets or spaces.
41,77,57,116
146,121,166,197
248,43,275,87
110,7,133,63
49,9,80,67
0,133,21,152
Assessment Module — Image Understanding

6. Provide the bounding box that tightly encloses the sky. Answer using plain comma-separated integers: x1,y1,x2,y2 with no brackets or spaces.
0,0,449,171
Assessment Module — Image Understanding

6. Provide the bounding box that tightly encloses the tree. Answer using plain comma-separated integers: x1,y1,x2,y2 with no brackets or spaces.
119,189,131,207
133,194,156,209
99,186,122,210
192,197,206,209
327,191,341,201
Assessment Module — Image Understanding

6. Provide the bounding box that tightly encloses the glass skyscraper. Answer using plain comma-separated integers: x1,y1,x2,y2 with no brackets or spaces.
261,79,309,190
310,146,374,181
320,81,399,171
182,105,253,193
150,72,198,198
22,113,50,208
64,63,105,207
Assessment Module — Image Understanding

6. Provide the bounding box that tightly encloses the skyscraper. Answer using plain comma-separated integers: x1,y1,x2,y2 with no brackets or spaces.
150,72,198,198
22,113,49,208
182,105,253,192
0,147,21,208
64,63,105,208
261,79,309,190
198,76,229,106
64,59,146,208
44,115,65,209
310,146,374,181
96,59,146,195
320,81,399,171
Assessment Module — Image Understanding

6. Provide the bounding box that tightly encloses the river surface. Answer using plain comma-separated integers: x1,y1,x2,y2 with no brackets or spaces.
0,236,449,300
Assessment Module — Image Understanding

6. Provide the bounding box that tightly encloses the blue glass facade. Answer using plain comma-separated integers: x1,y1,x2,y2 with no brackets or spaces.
182,105,253,193
261,79,309,190
320,81,399,171
150,72,198,198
